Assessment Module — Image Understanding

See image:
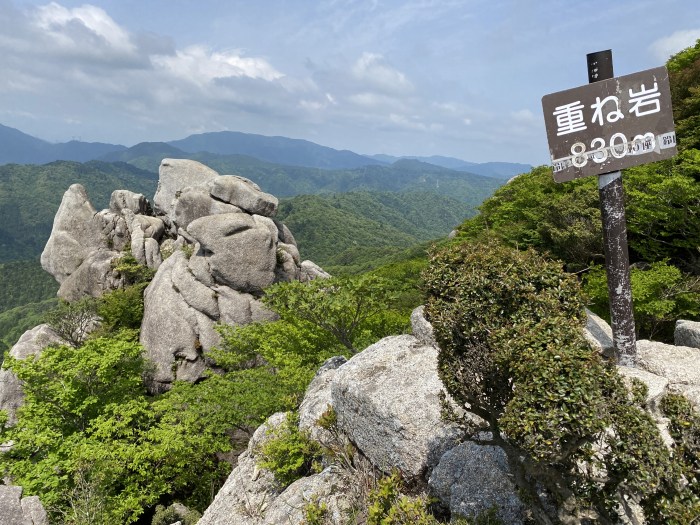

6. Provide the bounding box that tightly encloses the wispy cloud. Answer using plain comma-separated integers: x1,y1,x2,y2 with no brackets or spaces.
650,29,700,61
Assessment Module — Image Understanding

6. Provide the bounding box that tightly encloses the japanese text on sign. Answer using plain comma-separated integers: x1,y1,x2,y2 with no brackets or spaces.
542,66,677,182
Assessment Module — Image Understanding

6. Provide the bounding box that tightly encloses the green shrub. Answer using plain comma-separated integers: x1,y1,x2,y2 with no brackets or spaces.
256,412,323,486
302,500,328,525
95,282,147,335
367,472,439,525
112,251,155,284
423,239,676,523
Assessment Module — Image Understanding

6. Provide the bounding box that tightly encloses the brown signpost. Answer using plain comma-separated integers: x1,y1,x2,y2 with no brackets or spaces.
543,65,677,183
541,51,677,367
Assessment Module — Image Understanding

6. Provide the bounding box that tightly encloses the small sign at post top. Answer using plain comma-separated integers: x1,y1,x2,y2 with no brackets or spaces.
542,66,677,183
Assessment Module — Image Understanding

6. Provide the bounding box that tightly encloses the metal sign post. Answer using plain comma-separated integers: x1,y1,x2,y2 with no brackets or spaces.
587,51,636,366
541,51,678,367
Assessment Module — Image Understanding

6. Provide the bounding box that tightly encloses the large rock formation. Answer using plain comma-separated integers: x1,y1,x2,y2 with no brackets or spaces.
41,184,165,301
38,158,325,391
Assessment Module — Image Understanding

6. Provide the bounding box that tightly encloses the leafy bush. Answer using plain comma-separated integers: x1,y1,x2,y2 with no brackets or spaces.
256,412,322,486
585,260,700,340
262,274,407,354
367,472,440,525
111,251,155,285
423,239,677,523
95,282,148,334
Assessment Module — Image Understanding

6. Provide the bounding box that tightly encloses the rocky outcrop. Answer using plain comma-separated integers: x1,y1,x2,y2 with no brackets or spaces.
0,324,65,426
429,439,524,524
139,160,320,390
584,308,615,358
331,334,462,478
40,185,164,301
0,485,48,525
36,158,327,391
200,306,521,524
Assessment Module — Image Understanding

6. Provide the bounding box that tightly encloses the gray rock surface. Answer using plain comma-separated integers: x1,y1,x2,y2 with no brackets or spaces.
197,412,287,525
617,366,669,414
299,260,331,282
40,184,105,283
262,467,350,525
331,335,462,478
0,485,48,525
172,186,242,230
675,320,700,349
57,248,122,301
584,308,615,357
154,159,219,219
411,305,436,347
21,496,49,525
187,214,277,293
139,250,278,390
140,252,207,387
208,175,278,217
429,440,524,524
110,190,152,215
637,339,700,386
299,356,347,442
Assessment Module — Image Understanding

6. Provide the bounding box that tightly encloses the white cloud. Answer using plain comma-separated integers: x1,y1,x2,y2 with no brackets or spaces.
650,29,700,62
351,52,413,95
152,46,284,85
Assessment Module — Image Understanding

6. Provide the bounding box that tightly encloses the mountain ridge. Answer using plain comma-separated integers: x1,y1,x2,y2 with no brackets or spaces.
0,123,529,177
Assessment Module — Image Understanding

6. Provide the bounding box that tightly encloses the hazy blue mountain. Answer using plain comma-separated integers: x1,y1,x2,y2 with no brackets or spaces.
0,123,126,165
168,131,387,170
99,142,189,172
366,153,530,179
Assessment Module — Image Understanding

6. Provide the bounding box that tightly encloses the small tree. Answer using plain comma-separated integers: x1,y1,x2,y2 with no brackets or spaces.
44,297,99,347
262,274,404,354
423,239,679,524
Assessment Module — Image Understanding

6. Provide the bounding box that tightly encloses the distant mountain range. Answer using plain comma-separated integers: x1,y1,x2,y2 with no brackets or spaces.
0,123,126,164
0,123,530,177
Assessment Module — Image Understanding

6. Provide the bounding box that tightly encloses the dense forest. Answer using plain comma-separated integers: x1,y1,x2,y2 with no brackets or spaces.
0,41,699,524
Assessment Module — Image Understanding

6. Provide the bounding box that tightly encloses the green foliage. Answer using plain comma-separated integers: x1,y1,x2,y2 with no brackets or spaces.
262,274,407,354
303,500,329,525
43,296,99,347
111,251,156,285
585,261,700,340
214,318,342,411
256,412,322,486
367,472,440,525
624,159,700,273
668,38,700,152
276,191,471,274
457,166,602,271
646,394,700,523
95,282,148,335
423,239,676,523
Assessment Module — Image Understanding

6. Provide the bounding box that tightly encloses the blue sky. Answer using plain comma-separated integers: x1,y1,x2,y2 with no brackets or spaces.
1,0,698,164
